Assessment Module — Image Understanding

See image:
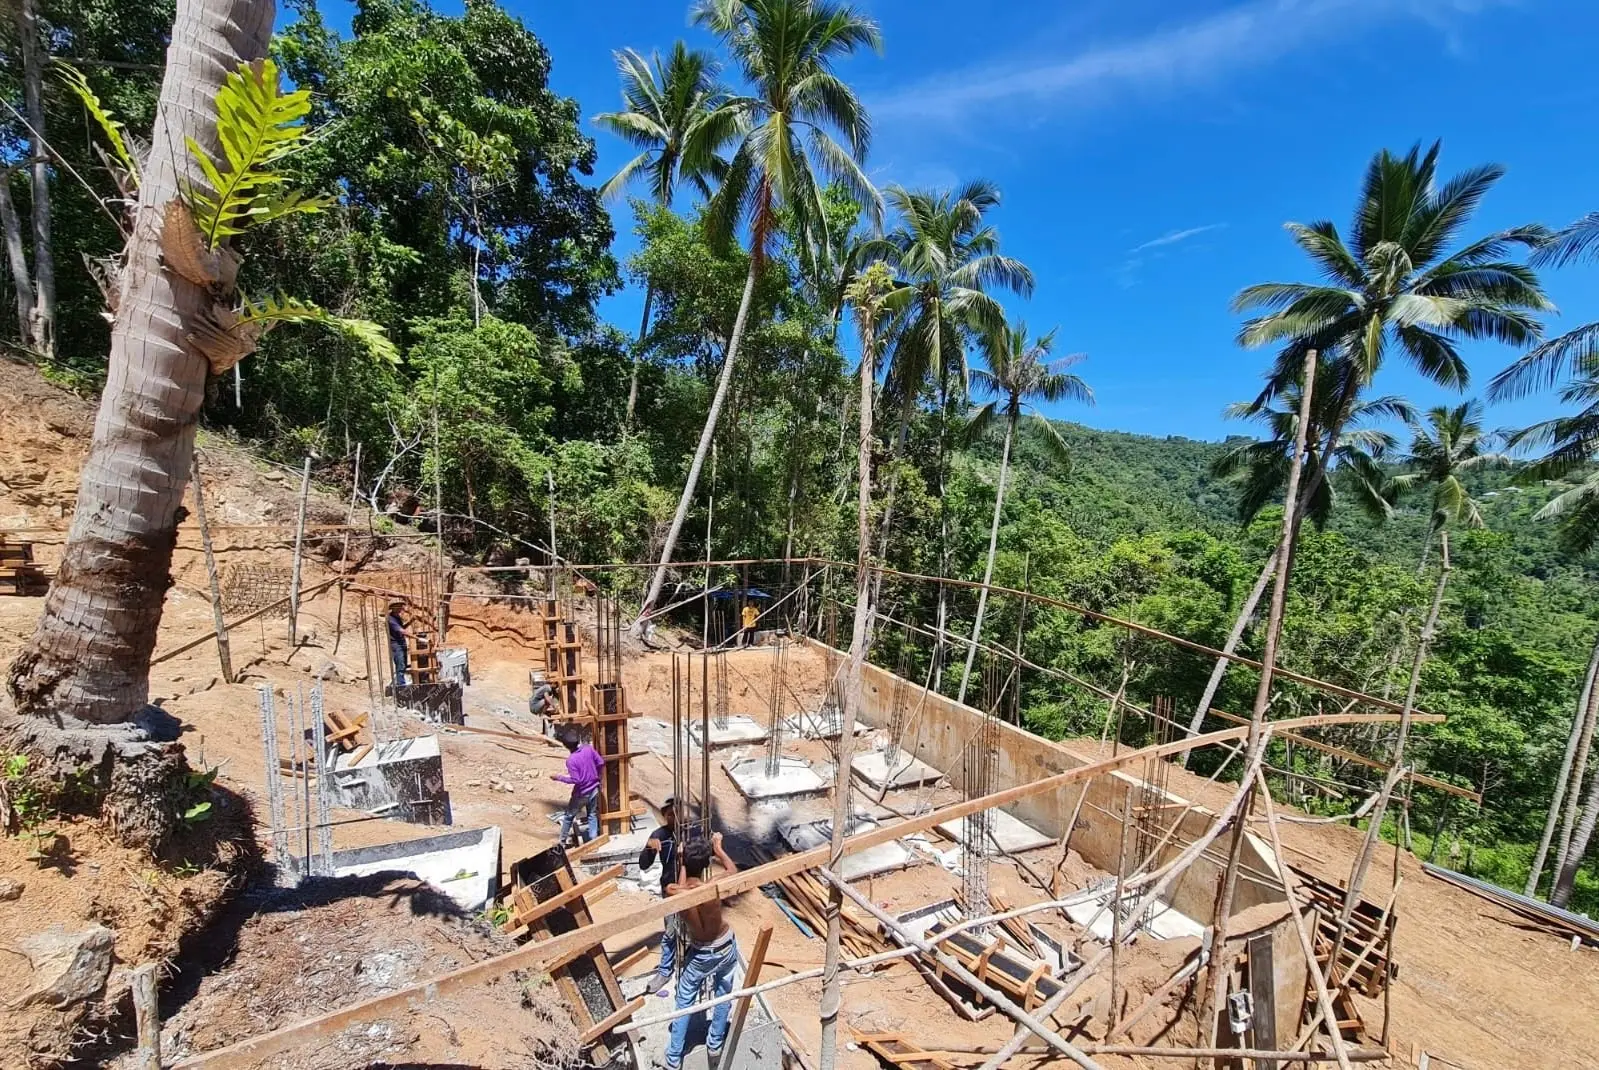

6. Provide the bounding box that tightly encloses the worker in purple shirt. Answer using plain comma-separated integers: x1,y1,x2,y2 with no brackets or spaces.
554,730,605,844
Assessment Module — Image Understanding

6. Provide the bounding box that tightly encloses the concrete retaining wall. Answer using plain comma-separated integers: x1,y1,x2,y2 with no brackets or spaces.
809,639,1286,923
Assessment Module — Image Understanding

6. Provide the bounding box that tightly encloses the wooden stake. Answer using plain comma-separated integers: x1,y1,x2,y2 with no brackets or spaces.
288,455,312,647
132,963,160,1070
190,451,232,683
721,925,773,1070
333,442,360,655
1254,768,1354,1070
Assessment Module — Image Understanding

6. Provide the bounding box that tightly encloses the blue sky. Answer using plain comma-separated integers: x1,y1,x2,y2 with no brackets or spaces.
317,0,1599,442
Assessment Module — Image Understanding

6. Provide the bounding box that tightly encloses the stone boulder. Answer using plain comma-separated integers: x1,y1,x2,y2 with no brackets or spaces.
15,924,115,1008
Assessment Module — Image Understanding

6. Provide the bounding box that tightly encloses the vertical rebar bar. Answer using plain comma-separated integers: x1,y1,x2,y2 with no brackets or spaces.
311,681,334,875
257,686,288,867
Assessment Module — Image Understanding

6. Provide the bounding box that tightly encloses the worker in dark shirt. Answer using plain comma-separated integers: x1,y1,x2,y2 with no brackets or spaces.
638,797,681,996
386,601,411,686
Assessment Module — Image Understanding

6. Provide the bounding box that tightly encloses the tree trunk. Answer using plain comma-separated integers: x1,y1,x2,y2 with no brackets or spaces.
624,282,654,427
817,298,878,1070
955,406,1015,707
1333,531,1450,961
635,256,758,632
1553,753,1599,907
1181,419,1341,764
17,0,54,356
6,0,278,723
1527,633,1599,896
1205,344,1315,1058
0,169,37,343
1553,648,1599,893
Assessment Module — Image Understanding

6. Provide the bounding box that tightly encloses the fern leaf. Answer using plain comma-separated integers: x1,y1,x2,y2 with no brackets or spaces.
235,293,399,363
55,61,139,186
186,58,325,249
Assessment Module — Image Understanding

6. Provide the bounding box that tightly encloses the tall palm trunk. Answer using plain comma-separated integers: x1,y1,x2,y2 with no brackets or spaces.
0,166,37,340
624,283,654,426
1333,531,1450,960
818,291,878,1070
1527,634,1599,896
16,0,54,355
6,0,278,723
1553,655,1599,896
955,404,1015,707
636,253,759,631
1553,758,1599,907
1182,412,1339,760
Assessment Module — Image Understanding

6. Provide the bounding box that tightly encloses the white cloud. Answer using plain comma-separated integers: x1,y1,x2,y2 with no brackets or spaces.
868,0,1497,125
1130,223,1228,254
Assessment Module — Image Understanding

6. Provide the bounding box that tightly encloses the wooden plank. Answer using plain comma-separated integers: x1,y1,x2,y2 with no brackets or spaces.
580,996,645,1045
509,865,623,929
609,945,651,975
566,834,612,864
721,925,773,1065
1247,932,1278,1069
1207,708,1478,802
169,710,1426,1068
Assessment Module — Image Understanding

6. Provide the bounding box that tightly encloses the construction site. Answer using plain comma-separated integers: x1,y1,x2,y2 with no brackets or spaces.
2,360,1598,1070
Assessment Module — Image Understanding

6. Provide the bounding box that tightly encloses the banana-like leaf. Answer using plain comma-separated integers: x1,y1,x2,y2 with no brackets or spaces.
55,61,140,187
234,292,399,364
187,58,328,248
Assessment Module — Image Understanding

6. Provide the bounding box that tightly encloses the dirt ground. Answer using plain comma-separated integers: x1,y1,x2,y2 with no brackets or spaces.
4,359,1599,1070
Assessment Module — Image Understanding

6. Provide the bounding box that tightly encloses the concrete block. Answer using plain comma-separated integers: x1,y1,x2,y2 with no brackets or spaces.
778,814,917,879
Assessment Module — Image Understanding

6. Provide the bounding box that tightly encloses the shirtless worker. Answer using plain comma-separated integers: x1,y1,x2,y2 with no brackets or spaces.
663,833,740,1070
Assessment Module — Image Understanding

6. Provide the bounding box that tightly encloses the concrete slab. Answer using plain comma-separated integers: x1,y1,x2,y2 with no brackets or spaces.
778,711,868,740
688,715,770,748
1064,881,1206,943
724,756,829,800
330,825,500,911
851,749,943,790
578,820,653,869
778,814,918,880
936,807,1053,856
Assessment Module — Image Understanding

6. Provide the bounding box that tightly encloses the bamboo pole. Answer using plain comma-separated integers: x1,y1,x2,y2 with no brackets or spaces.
190,451,232,683
1254,768,1353,1070
333,443,360,656
288,456,312,647
1205,345,1316,1060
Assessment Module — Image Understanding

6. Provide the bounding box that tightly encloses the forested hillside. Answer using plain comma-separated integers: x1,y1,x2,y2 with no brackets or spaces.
6,0,1599,912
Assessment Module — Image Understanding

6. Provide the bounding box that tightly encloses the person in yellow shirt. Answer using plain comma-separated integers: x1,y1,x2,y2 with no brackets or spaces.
740,601,759,647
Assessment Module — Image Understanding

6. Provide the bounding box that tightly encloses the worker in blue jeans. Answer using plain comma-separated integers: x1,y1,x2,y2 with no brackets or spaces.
664,834,741,1070
554,730,605,844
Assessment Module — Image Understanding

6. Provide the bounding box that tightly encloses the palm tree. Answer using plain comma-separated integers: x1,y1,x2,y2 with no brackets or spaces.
1211,358,1411,530
1506,375,1599,905
861,181,1032,682
1491,213,1599,905
1186,141,1551,739
1183,359,1409,750
1389,401,1506,567
635,0,882,631
954,323,1090,706
594,42,733,424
